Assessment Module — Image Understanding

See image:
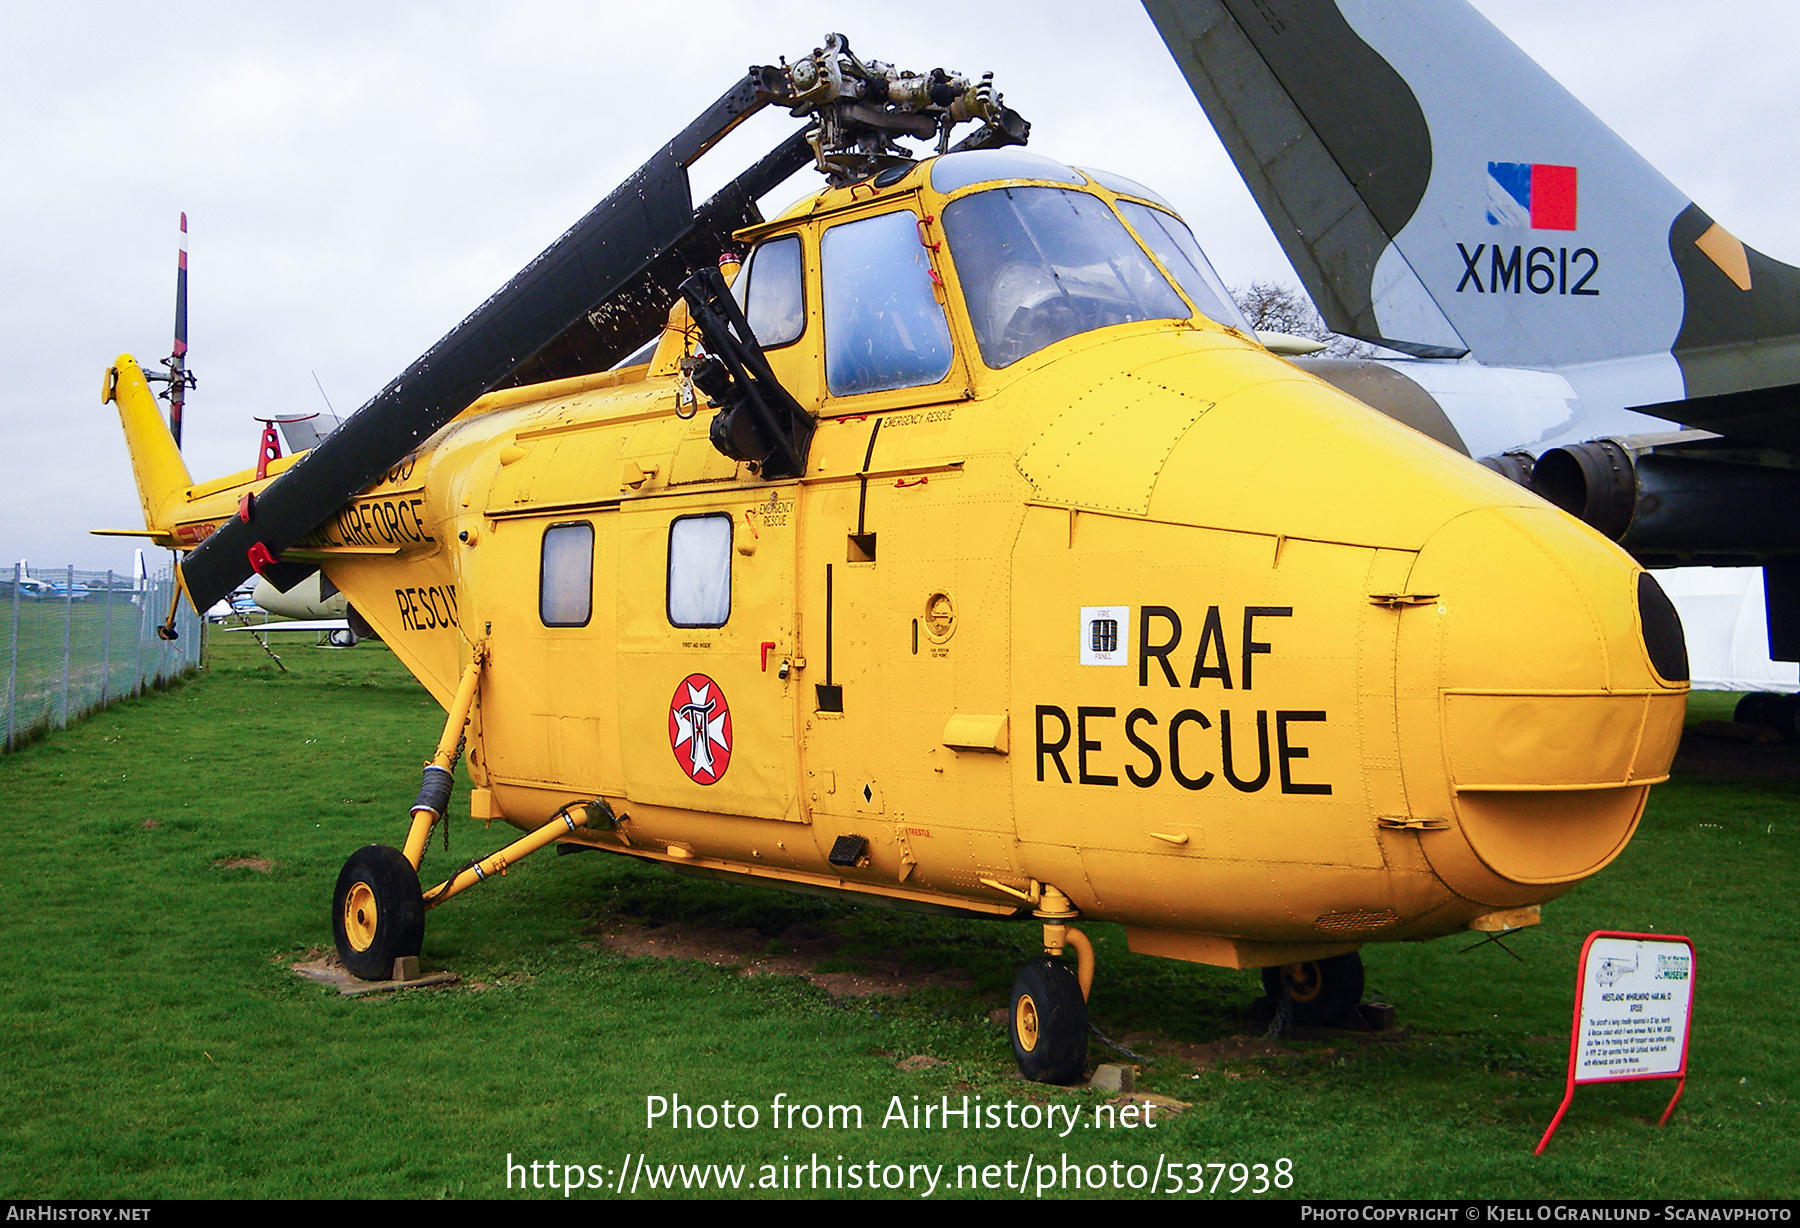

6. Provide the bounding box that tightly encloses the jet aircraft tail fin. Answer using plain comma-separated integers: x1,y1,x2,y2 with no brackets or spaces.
1144,0,1800,393
104,355,194,536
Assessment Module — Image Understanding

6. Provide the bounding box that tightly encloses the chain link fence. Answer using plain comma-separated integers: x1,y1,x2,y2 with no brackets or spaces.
3,561,204,751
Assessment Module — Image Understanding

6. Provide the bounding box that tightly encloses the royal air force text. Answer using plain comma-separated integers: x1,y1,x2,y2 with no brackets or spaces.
1038,606,1331,796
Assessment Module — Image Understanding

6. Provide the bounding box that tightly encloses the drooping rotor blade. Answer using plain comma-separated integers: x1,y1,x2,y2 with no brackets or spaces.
177,75,810,615
496,129,812,389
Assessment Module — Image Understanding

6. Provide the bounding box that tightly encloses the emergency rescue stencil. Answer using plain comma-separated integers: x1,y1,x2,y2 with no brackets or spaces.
669,674,733,785
1079,606,1130,666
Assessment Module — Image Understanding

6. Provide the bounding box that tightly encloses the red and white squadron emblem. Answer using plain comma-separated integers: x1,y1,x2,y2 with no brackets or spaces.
668,673,732,785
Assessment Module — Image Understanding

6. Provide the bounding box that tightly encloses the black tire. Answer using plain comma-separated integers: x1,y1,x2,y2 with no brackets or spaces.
1262,952,1365,1027
1735,692,1781,727
1010,958,1088,1085
1773,694,1800,743
333,845,425,980
1734,692,1771,725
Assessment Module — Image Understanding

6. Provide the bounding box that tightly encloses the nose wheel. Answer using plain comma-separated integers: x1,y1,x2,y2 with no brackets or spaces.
333,845,425,980
1009,958,1088,1085
1262,952,1364,1027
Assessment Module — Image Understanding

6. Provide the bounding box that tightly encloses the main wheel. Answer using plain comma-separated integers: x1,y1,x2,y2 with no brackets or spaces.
1010,958,1088,1085
1771,694,1800,743
1734,692,1780,726
333,845,425,981
1262,952,1364,1027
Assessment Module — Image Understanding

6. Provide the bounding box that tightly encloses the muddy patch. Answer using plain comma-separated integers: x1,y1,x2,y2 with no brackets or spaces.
215,857,276,872
289,950,458,995
1119,1024,1409,1074
590,918,976,998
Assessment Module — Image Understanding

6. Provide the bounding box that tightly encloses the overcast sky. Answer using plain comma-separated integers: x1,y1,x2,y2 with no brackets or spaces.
5,1,1796,572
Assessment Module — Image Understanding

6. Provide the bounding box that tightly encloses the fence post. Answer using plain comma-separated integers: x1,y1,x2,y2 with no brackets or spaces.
135,570,148,698
100,570,114,706
59,565,74,730
6,563,18,752
152,573,165,687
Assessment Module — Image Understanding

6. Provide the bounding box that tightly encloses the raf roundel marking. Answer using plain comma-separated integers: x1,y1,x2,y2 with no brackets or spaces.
669,673,733,785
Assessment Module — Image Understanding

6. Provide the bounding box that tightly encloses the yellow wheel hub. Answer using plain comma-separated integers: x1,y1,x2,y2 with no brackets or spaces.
343,881,378,953
1283,961,1323,1004
1015,993,1041,1053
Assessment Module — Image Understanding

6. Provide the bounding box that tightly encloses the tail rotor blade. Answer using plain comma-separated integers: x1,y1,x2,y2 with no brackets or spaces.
169,213,189,448
173,212,188,361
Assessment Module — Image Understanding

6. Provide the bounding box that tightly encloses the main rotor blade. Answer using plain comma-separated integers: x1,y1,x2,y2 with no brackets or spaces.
494,128,812,389
178,75,807,615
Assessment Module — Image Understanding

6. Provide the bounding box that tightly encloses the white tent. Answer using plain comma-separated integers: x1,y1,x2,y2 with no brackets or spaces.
1655,567,1799,693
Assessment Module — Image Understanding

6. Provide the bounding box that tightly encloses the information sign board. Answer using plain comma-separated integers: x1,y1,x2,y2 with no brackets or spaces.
1535,931,1695,1153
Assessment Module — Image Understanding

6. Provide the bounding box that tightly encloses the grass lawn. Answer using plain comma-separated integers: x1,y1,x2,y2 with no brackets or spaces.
0,639,1792,1199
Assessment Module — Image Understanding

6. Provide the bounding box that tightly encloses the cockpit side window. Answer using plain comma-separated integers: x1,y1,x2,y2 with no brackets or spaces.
730,234,806,349
821,211,955,396
942,187,1190,369
1115,201,1252,334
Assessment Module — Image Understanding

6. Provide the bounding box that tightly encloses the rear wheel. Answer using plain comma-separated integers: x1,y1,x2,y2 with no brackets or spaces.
1262,952,1364,1027
1010,958,1088,1085
333,845,424,980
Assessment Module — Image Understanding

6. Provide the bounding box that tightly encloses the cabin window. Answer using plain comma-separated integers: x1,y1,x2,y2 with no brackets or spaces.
821,211,955,396
540,521,594,627
667,514,732,627
1076,166,1176,210
730,234,806,349
1115,201,1251,333
942,187,1189,369
930,148,1085,194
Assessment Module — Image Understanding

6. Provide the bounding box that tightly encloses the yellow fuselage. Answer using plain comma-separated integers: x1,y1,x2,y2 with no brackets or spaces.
109,159,1686,970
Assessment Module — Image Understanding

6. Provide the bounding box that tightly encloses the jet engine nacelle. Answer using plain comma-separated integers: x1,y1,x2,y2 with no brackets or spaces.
1529,435,1800,565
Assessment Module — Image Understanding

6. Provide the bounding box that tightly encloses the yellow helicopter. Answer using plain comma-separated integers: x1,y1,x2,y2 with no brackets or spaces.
102,36,1687,1085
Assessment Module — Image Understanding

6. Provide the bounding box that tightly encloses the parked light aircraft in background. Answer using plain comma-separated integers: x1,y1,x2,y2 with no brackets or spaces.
1146,0,1800,674
247,571,359,645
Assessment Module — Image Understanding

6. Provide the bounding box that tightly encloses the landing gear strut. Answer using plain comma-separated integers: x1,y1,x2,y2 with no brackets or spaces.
329,647,607,981
1003,883,1093,1085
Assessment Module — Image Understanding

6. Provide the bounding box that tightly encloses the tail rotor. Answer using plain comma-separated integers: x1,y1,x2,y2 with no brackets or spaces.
143,213,198,447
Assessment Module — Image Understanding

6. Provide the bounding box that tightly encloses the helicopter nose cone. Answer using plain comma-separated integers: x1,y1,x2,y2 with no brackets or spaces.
1395,504,1687,905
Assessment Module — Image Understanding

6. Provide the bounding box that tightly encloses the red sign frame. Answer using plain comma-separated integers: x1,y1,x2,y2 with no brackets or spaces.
1535,930,1696,1154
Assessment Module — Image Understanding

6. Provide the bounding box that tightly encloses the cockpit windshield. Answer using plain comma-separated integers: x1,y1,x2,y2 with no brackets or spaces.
1114,201,1251,334
943,187,1193,369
